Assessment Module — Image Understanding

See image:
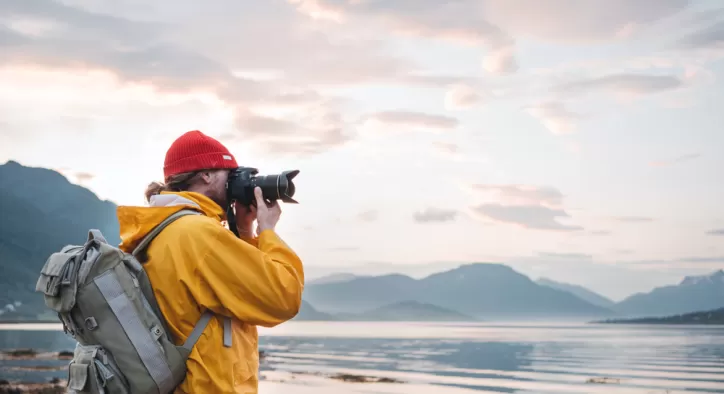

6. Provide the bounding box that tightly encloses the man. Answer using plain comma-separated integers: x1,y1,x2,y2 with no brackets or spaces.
116,130,304,393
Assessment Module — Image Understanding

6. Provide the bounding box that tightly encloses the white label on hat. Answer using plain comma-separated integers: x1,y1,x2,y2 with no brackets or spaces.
223,155,233,160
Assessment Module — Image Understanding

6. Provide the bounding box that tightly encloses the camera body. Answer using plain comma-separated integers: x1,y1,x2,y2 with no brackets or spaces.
226,166,299,207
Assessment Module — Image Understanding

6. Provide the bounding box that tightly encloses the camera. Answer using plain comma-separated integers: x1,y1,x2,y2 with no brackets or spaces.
227,166,300,207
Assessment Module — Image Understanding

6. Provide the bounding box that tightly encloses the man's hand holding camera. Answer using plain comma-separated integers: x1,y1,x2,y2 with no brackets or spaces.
234,186,282,238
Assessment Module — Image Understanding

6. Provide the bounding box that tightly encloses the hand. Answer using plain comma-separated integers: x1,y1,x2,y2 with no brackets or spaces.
234,200,257,239
254,187,281,234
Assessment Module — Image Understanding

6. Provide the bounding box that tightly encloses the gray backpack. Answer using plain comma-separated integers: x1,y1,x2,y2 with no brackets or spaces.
35,209,232,393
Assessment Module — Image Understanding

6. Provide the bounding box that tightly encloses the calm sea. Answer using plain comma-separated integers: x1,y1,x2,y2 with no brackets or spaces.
1,321,723,393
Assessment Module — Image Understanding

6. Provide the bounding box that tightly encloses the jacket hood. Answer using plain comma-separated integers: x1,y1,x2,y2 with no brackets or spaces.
117,191,226,253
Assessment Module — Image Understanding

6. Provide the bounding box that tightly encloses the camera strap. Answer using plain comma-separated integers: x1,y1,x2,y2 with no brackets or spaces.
225,204,240,238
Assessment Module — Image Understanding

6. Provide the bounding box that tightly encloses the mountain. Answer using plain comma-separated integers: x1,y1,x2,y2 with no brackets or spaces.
537,278,615,309
304,273,420,314
293,301,337,321
308,273,363,285
0,161,120,320
614,270,724,317
293,300,475,322
597,307,724,325
304,263,615,320
338,301,476,322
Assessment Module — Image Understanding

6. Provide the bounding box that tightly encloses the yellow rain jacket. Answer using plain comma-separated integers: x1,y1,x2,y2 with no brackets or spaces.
116,191,304,393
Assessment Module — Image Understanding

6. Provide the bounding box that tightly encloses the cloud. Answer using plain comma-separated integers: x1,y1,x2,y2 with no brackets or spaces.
291,0,511,47
290,0,690,79
676,256,724,263
357,210,379,222
525,101,582,135
74,172,94,182
470,204,583,232
555,73,686,97
482,45,518,75
613,249,635,255
444,84,482,110
432,141,459,155
471,184,564,207
363,111,459,131
0,0,430,156
234,113,299,137
227,102,352,155
413,208,458,223
290,0,518,75
648,152,702,167
676,20,724,50
481,0,690,43
468,184,582,231
612,216,655,223
431,141,482,163
706,228,724,236
537,252,593,260
0,2,266,103
621,256,724,266
589,230,612,236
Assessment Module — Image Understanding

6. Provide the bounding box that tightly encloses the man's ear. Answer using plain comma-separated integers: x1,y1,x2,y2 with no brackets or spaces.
199,171,213,185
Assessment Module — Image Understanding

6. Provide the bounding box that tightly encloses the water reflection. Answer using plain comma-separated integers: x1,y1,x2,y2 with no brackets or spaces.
1,322,723,393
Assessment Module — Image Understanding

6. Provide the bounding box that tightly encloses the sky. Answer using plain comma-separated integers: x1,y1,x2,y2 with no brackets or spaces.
1,0,723,301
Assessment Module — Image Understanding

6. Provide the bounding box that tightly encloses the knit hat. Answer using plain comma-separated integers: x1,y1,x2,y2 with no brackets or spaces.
163,130,238,180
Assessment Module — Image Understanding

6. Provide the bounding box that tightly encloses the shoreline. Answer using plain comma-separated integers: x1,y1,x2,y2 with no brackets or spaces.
0,348,406,393
0,371,406,394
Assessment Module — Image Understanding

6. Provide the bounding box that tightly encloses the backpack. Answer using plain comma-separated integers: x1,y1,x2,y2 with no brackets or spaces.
35,209,232,393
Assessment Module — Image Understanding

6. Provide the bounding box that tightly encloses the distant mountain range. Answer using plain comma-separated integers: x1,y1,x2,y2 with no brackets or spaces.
597,307,724,325
295,300,476,322
303,263,616,320
307,273,364,285
2,160,723,323
295,301,337,321
613,270,724,317
537,278,615,309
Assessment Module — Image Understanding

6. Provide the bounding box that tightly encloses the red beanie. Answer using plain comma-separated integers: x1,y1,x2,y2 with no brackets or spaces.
163,130,239,180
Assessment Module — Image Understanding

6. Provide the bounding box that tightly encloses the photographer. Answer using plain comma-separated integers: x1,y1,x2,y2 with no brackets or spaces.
116,130,304,393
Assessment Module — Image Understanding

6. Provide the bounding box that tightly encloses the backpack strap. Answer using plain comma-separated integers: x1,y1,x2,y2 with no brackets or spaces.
131,208,234,349
87,229,108,244
182,310,214,351
132,209,201,257
180,311,233,350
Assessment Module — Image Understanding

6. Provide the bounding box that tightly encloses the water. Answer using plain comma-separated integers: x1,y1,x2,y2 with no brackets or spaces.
1,321,723,393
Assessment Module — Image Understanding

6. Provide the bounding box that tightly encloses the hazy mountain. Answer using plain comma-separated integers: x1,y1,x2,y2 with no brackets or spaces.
293,301,337,321
307,273,363,285
598,307,724,325
294,300,475,322
0,161,120,320
303,262,464,283
337,301,476,322
537,278,615,309
614,270,724,317
304,274,420,313
304,263,615,319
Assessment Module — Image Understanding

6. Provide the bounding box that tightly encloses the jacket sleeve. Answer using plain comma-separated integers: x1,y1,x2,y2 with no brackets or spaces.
193,223,305,327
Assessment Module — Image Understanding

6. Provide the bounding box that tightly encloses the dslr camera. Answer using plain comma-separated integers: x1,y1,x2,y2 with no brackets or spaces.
225,166,299,237
227,167,299,206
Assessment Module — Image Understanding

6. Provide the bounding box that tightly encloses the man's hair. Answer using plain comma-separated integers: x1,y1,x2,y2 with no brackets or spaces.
144,171,204,203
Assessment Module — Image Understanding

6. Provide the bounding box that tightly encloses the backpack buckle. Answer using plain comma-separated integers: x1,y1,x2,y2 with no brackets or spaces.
85,317,98,331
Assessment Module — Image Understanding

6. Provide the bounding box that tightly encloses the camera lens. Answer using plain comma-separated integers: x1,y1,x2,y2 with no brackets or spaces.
227,167,299,206
254,170,299,203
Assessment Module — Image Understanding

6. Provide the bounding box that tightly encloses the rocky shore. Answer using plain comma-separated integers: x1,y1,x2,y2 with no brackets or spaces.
0,348,404,393
0,381,66,394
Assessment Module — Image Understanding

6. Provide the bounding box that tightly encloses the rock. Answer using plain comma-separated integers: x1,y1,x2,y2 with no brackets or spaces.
586,377,621,384
329,373,404,384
